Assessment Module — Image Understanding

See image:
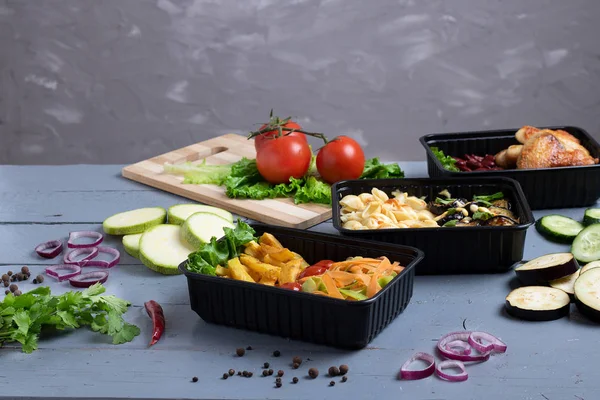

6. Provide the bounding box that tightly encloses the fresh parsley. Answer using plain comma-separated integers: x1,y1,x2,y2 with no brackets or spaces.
473,192,504,202
431,147,460,172
0,284,140,353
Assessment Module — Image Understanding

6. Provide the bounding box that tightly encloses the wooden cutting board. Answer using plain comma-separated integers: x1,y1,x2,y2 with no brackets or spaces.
121,134,332,229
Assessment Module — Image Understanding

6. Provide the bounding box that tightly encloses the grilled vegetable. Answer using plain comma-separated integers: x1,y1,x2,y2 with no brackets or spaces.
574,267,600,322
514,253,579,284
482,216,518,226
536,215,584,243
505,286,571,321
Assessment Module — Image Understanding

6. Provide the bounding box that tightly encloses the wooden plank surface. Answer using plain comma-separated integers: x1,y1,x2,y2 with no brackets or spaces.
121,134,333,229
0,164,598,400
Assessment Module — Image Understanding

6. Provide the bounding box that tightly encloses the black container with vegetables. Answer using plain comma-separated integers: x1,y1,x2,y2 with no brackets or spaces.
419,125,600,210
179,223,423,349
331,176,535,275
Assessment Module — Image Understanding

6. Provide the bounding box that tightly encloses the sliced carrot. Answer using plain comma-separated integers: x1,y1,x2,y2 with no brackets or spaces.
327,271,356,287
321,273,345,299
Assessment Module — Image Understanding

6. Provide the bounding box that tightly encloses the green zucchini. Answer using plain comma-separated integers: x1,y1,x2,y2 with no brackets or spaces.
583,208,600,226
535,214,584,243
572,224,600,263
167,204,233,225
122,233,143,259
103,207,166,235
139,224,195,275
180,212,235,249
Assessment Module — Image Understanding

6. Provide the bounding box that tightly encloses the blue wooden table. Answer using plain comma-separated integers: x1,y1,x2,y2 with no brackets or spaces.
1,163,597,400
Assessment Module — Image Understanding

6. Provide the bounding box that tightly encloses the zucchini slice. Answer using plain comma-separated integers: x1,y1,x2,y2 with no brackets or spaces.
571,224,600,263
139,224,195,275
168,204,233,225
535,215,584,243
574,267,600,322
103,207,166,235
505,286,571,321
515,253,579,284
583,208,600,226
580,261,600,275
122,233,142,259
180,212,235,249
549,269,581,299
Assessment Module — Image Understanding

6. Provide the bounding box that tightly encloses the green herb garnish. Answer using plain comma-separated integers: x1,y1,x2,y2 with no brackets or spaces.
435,197,456,205
431,147,460,172
0,283,140,353
473,211,494,221
473,192,504,202
443,220,458,227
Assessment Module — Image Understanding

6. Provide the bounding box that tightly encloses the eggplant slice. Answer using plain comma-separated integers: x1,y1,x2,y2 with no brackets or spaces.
514,253,579,284
505,286,571,321
580,261,600,275
482,216,518,226
488,206,518,221
574,267,600,322
549,269,581,300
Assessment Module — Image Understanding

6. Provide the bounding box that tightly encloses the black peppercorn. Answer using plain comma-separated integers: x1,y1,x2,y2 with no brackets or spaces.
292,356,302,366
242,371,249,377
222,373,228,380
228,369,235,376
275,381,282,388
4,290,9,295
237,371,242,376
273,350,280,357
339,364,349,375
22,274,29,280
36,275,44,283
16,273,23,281
3,281,8,287
21,266,29,275
262,370,269,377
236,348,245,357
292,377,299,384
268,369,274,376
32,279,37,284
341,376,348,383
328,366,340,377
7,271,12,276
192,376,198,383
329,381,335,387
308,368,319,379
293,362,299,369
263,362,270,368
246,345,253,350
247,372,253,377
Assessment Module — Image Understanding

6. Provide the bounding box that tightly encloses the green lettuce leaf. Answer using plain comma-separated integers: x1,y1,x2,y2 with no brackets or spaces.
360,158,405,179
430,147,460,172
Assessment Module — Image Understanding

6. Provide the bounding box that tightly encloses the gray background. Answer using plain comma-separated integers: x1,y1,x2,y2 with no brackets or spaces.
1,0,600,165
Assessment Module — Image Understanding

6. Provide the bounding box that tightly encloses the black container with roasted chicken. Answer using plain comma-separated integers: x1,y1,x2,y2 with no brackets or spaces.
419,125,600,209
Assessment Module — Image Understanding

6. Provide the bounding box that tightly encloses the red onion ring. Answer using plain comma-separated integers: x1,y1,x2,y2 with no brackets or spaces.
69,271,109,288
468,331,507,354
445,339,472,355
35,240,63,259
45,265,82,282
435,360,468,382
67,231,104,249
63,247,99,266
82,246,120,268
437,331,491,362
398,352,435,380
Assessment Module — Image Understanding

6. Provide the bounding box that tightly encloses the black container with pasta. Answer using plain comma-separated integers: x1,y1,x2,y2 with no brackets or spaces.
331,177,534,275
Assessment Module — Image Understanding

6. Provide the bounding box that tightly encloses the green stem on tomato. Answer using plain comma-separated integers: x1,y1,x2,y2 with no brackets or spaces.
248,126,329,144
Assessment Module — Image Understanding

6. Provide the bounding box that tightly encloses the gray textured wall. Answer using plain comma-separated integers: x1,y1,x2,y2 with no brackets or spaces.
1,0,600,165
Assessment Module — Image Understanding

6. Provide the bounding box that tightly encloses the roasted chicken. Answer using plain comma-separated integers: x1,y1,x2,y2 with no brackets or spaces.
495,126,598,169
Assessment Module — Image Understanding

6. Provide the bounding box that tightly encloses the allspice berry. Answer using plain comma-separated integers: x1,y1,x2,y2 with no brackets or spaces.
308,367,319,379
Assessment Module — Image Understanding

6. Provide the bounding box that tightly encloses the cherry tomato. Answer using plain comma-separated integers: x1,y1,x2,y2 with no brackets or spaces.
298,260,334,280
254,121,307,152
256,135,312,184
316,136,365,184
279,282,302,291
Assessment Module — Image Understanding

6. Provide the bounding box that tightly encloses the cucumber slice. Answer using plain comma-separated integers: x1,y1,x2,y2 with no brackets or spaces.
572,224,600,263
180,212,235,249
122,233,142,259
580,261,600,275
574,267,600,322
535,215,584,243
505,286,570,321
103,207,166,235
583,208,600,226
514,252,579,284
168,204,233,225
139,224,195,275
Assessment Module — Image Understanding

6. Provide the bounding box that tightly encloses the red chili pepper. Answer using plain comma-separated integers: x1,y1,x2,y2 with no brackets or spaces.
144,300,165,346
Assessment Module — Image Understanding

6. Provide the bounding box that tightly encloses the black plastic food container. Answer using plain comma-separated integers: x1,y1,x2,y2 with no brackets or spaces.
179,223,424,349
419,126,600,209
331,177,534,275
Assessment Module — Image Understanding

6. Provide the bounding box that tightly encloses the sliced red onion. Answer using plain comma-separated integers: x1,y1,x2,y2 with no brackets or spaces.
69,271,109,288
435,360,468,382
437,331,491,362
45,265,82,282
398,352,435,380
82,246,120,268
35,240,63,259
67,231,103,249
63,247,99,266
468,331,507,354
445,339,472,355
